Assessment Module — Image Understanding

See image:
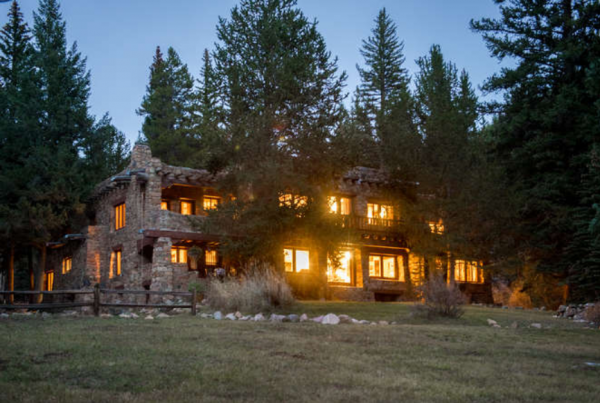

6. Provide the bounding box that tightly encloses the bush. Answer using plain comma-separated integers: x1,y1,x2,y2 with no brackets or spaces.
206,265,294,313
410,275,467,319
584,303,600,324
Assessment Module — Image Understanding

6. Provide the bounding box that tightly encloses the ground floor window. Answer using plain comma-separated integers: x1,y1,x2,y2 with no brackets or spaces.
453,260,484,283
369,254,404,281
61,257,72,274
171,246,188,263
327,250,352,284
45,271,54,291
284,248,310,273
110,250,122,278
205,249,217,266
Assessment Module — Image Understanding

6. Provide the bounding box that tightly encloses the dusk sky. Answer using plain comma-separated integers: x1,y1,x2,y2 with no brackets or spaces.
1,1,505,143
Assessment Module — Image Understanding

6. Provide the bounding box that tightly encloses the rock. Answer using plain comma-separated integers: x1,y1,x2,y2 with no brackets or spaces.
338,314,353,324
130,313,139,319
41,312,52,319
240,315,252,321
200,313,212,319
270,314,286,323
502,306,509,309
254,313,266,322
321,313,340,325
370,322,377,326
119,313,132,319
515,306,524,310
487,319,498,326
299,313,309,322
287,314,299,323
510,321,519,329
311,315,323,323
378,321,389,326
0,313,9,319
359,320,370,325
492,324,501,328
145,315,154,320
213,311,223,320
351,318,361,324
558,305,567,313
235,311,243,319
62,310,78,316
540,306,546,311
100,313,112,318
156,313,170,319
530,323,542,329
225,313,237,321
390,321,398,325
565,306,576,318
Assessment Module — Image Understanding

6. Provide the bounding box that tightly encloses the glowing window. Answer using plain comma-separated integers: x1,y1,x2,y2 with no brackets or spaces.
328,196,352,215
61,257,72,274
454,260,483,283
367,203,393,224
115,203,126,230
283,248,310,272
109,250,122,278
161,200,169,210
327,251,352,283
428,220,444,234
45,271,54,291
205,250,217,266
171,246,188,263
203,196,220,211
369,254,403,280
180,200,194,215
279,193,308,208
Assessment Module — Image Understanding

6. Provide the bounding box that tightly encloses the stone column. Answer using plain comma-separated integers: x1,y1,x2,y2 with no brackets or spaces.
150,237,174,292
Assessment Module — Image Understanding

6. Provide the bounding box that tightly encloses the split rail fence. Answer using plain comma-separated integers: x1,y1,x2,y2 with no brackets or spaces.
0,286,197,316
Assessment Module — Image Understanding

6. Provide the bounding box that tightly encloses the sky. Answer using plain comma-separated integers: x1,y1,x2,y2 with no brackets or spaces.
0,0,505,144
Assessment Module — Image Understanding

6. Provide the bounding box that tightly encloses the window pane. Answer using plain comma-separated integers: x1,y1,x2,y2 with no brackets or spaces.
171,248,178,263
295,250,309,272
327,251,352,283
205,250,217,266
181,201,193,215
161,201,169,210
369,255,381,277
203,197,219,211
178,248,187,263
367,203,375,218
383,257,395,278
328,196,337,214
284,249,293,272
116,251,122,276
381,205,392,219
340,198,351,215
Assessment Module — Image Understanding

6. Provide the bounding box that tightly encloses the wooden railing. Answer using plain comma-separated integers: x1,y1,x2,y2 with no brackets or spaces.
0,286,197,316
333,215,403,232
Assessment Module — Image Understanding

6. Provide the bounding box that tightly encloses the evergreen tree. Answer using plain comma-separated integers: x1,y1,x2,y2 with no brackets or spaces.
472,0,600,300
137,46,196,165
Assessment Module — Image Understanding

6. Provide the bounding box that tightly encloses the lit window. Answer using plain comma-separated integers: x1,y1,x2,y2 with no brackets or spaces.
279,193,308,208
205,250,217,266
369,254,404,280
161,200,169,210
283,248,310,272
428,219,444,234
454,260,483,283
180,200,194,215
171,246,188,263
61,257,72,274
203,196,220,211
45,271,54,291
115,203,126,230
327,251,352,283
110,250,122,278
328,196,352,215
367,203,393,224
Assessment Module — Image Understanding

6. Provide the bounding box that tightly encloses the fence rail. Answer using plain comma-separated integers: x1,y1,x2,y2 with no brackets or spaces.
0,286,197,316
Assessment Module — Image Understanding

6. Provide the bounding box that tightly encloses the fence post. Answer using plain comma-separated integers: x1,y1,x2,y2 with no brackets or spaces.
191,289,197,316
93,284,100,317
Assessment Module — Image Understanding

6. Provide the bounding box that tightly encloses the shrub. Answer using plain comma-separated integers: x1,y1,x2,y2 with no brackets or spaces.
206,265,294,313
584,303,600,324
410,275,467,319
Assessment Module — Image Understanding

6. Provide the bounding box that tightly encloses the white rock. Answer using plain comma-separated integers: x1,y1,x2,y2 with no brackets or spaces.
530,323,542,329
0,313,9,319
235,311,243,319
321,313,340,325
225,313,237,321
287,314,299,323
119,313,132,319
130,313,139,319
156,313,170,319
145,315,154,320
213,311,223,320
240,315,252,321
254,313,266,322
359,320,370,325
378,321,389,326
270,314,286,322
311,315,323,323
338,314,353,324
100,313,112,318
299,313,309,322
487,319,498,326
351,318,361,324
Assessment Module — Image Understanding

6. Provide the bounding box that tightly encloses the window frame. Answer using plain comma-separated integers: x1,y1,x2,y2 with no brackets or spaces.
203,196,220,211
171,246,188,264
453,260,483,284
326,250,353,284
114,203,126,230
283,248,310,273
328,195,352,216
368,253,404,281
161,200,170,211
61,256,72,274
110,249,122,278
180,199,195,216
205,249,218,266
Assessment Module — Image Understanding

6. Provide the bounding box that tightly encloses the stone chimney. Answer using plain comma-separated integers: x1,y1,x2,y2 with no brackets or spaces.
130,142,152,168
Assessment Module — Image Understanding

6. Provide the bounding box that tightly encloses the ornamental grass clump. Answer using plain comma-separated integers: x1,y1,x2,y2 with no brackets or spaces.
206,266,294,314
410,275,467,319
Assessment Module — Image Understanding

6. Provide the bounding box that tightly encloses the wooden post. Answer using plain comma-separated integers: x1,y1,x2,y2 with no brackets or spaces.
93,284,100,317
191,289,197,316
8,244,14,304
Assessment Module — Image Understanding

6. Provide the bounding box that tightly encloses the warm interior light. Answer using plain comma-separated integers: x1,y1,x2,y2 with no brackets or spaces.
284,248,293,272
327,251,352,283
295,250,309,272
382,256,395,278
205,250,217,266
328,196,338,213
181,200,193,215
161,201,169,210
369,255,381,277
203,196,220,211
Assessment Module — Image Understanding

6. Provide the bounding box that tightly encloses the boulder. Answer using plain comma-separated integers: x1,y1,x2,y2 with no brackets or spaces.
338,314,353,324
321,313,340,325
156,313,170,319
359,320,370,325
235,311,243,319
351,318,362,324
119,313,132,319
311,315,323,323
130,313,139,319
378,321,389,326
270,314,286,323
145,315,154,320
287,314,299,323
213,311,223,320
41,312,52,320
530,323,542,329
225,313,237,321
200,313,212,319
0,313,9,319
558,305,567,313
100,313,112,318
240,315,252,321
299,313,309,322
487,319,498,327
254,313,266,322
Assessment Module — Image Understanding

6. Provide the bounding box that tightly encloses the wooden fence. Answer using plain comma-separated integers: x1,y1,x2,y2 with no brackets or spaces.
0,286,197,316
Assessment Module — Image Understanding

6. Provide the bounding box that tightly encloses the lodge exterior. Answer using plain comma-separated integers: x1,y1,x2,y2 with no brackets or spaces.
45,143,493,303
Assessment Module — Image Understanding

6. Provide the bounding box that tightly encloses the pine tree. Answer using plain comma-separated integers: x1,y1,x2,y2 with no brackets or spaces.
472,0,600,299
137,46,196,165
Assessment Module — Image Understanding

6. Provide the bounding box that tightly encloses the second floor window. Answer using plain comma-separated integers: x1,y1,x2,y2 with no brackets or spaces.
328,196,351,215
115,203,126,230
61,257,72,274
180,200,194,215
367,203,393,221
203,196,220,211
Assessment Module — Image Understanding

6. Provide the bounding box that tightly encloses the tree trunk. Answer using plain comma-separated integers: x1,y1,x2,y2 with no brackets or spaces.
33,244,46,303
8,244,15,304
28,246,33,290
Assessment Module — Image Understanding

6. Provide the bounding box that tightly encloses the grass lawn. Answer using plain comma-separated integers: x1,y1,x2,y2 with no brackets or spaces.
1,302,599,402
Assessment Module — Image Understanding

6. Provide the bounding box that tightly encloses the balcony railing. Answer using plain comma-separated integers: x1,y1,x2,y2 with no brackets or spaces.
333,215,403,233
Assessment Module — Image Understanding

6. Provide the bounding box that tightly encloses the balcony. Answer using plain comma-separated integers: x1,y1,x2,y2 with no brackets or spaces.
333,215,404,234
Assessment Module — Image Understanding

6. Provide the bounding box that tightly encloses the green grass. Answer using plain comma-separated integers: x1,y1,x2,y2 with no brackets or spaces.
1,302,599,402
